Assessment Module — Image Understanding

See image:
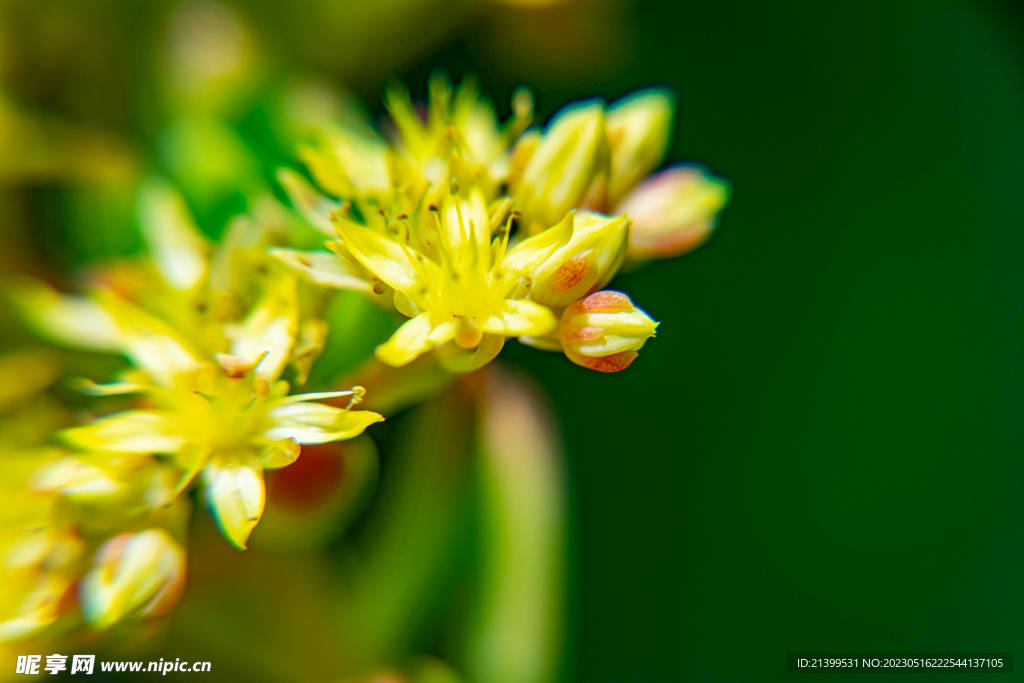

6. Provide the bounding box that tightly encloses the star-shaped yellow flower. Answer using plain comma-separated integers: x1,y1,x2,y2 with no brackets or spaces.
330,182,574,367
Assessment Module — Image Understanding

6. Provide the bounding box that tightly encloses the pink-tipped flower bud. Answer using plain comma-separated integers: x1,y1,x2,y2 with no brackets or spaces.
616,165,730,263
560,291,658,372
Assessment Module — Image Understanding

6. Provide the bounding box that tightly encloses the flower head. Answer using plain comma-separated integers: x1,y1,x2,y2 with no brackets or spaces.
332,181,574,367
275,77,727,373
12,179,384,550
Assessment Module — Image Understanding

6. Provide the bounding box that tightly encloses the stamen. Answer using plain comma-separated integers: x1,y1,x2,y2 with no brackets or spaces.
397,227,431,284
346,386,366,409
492,212,515,276
454,196,468,254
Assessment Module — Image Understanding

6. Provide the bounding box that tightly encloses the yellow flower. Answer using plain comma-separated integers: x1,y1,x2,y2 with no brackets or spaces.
559,291,658,372
332,182,574,367
278,78,720,373
12,180,384,550
60,359,380,549
300,73,530,214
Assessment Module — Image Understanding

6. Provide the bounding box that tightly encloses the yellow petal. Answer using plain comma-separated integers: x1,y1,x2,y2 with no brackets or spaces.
137,179,209,291
529,212,629,308
259,438,300,469
497,210,575,289
276,168,340,236
268,247,377,294
375,313,455,367
479,300,557,337
8,277,123,352
68,378,146,396
60,411,186,454
92,289,203,385
203,461,266,550
323,125,392,196
29,456,121,499
438,334,505,373
264,403,383,444
331,216,434,300
227,274,299,381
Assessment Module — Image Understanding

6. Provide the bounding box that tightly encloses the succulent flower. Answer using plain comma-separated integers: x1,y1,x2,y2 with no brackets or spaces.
12,180,384,550
333,182,573,367
276,75,694,374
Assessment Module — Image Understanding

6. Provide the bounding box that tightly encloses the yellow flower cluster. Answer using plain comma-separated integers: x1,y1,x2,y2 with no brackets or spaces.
4,180,382,641
0,74,729,645
275,74,730,372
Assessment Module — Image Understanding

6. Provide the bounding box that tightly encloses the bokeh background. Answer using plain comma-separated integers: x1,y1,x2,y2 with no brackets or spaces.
1,0,1022,680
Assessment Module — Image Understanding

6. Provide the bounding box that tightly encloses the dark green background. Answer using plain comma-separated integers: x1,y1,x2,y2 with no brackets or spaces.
412,1,1024,680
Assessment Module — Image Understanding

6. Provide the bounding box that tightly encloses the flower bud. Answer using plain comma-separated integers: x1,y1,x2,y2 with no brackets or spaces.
617,165,730,263
528,211,629,309
514,102,609,234
79,529,186,630
560,291,658,372
605,89,674,207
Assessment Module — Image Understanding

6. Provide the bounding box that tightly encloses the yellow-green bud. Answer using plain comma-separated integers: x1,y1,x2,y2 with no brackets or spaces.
515,102,609,233
79,529,186,630
560,291,658,372
617,165,730,263
605,89,674,207
528,211,629,309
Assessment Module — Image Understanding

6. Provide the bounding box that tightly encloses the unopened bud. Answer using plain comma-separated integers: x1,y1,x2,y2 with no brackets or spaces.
560,291,658,372
529,212,629,309
605,89,674,207
617,165,730,263
79,529,186,630
515,102,609,233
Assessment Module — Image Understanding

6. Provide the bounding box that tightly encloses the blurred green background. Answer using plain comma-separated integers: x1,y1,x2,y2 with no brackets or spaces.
2,0,1022,680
